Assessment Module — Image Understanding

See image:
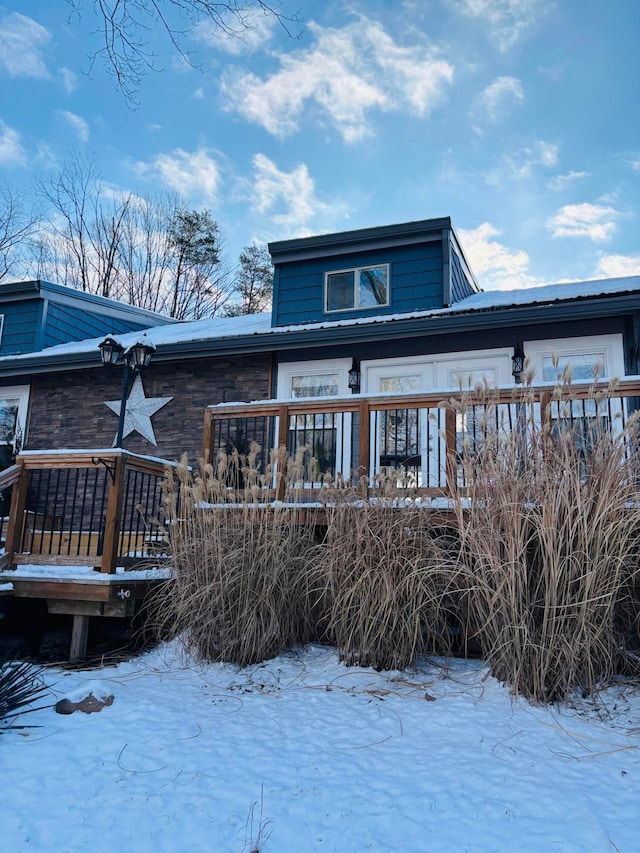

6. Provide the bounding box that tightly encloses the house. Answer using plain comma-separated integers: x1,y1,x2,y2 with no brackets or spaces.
1,217,640,659
0,280,174,469
0,217,637,466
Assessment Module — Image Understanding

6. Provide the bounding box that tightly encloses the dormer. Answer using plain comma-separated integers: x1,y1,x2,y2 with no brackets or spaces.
268,217,480,328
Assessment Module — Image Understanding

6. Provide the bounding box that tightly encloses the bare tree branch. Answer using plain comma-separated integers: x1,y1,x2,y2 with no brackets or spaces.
0,186,41,282
68,0,302,104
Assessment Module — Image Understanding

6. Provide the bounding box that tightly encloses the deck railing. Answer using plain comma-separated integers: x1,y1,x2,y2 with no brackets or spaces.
3,450,171,573
203,378,640,499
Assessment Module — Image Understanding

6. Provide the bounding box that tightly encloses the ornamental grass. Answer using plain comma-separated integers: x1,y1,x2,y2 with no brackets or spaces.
153,377,640,703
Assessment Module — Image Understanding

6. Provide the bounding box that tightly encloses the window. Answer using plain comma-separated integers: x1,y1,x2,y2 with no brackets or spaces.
0,385,29,471
291,373,340,398
325,265,389,313
541,352,605,382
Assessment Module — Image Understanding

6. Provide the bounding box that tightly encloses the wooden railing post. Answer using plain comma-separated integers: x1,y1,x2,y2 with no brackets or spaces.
276,404,289,501
202,409,213,465
4,461,29,567
358,398,370,493
445,408,457,497
99,454,126,574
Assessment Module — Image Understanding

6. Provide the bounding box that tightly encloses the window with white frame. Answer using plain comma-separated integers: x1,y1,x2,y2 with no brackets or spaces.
0,384,29,470
325,264,389,313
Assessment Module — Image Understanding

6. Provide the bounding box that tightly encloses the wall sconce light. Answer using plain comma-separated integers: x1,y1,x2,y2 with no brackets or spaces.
348,359,361,393
511,343,525,384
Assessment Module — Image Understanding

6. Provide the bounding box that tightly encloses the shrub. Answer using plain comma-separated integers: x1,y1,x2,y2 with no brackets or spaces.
153,448,326,665
0,660,48,724
450,378,640,701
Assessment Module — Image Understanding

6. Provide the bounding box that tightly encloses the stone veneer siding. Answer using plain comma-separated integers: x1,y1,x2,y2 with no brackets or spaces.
26,353,272,463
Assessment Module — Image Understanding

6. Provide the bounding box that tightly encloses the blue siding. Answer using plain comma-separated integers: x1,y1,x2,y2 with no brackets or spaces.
450,244,477,303
0,301,42,355
42,303,151,348
273,242,444,327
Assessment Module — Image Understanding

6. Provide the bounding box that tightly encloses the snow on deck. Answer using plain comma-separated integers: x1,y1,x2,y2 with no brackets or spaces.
0,564,173,582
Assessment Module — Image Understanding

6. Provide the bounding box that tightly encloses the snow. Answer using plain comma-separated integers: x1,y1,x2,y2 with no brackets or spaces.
2,275,640,368
0,565,173,581
2,640,638,852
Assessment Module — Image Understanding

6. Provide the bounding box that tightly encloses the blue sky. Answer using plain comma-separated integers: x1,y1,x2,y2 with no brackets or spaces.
1,0,639,291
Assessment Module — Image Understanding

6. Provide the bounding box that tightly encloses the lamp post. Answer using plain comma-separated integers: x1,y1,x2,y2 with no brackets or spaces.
99,334,156,447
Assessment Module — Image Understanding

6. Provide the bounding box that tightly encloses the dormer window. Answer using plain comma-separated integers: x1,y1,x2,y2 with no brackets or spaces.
325,264,389,313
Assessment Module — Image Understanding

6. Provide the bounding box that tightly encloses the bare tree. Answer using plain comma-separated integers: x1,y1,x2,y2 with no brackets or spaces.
224,243,273,316
0,185,40,282
34,154,232,318
67,0,302,103
35,152,130,297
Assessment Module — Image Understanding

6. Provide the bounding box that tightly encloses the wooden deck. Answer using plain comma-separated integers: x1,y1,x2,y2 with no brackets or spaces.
0,450,173,660
3,377,640,661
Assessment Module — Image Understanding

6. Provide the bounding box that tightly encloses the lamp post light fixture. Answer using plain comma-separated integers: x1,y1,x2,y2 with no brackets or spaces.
511,343,525,385
99,334,156,447
348,358,361,393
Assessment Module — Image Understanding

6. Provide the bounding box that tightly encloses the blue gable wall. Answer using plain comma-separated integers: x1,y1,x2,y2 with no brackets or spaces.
273,242,443,327
0,300,43,355
269,218,480,329
0,280,174,356
41,302,148,349
450,241,478,303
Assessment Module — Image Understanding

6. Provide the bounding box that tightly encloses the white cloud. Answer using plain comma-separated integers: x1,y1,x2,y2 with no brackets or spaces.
487,139,558,183
250,154,328,232
458,0,545,51
192,87,205,100
221,18,454,142
59,67,78,94
596,254,640,278
458,222,543,290
0,120,26,166
474,76,524,123
548,203,618,241
58,110,90,143
194,11,276,54
0,12,51,78
134,148,222,202
547,170,589,191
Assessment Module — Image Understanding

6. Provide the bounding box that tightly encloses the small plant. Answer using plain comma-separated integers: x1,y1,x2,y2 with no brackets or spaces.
0,660,49,726
242,785,273,853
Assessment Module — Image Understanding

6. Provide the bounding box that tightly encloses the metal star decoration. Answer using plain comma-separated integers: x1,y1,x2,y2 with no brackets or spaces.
105,374,173,446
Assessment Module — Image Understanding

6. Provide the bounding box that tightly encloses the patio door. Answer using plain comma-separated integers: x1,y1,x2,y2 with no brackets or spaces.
277,359,352,478
364,362,438,487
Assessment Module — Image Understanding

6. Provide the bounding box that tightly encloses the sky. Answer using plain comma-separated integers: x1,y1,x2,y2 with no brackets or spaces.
0,0,639,292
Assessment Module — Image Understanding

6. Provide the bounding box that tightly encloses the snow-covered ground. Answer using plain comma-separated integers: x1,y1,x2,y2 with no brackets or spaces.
2,642,638,853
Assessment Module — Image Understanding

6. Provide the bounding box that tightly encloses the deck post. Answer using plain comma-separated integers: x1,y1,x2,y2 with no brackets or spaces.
358,398,370,494
4,461,29,567
202,409,213,464
99,454,126,574
276,405,289,501
69,614,90,661
445,409,457,497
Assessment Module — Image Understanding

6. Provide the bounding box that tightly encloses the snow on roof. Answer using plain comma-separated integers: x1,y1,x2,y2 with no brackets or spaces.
1,275,639,365
451,275,640,312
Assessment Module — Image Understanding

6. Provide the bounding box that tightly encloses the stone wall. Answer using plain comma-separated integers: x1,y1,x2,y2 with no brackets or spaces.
26,353,272,463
